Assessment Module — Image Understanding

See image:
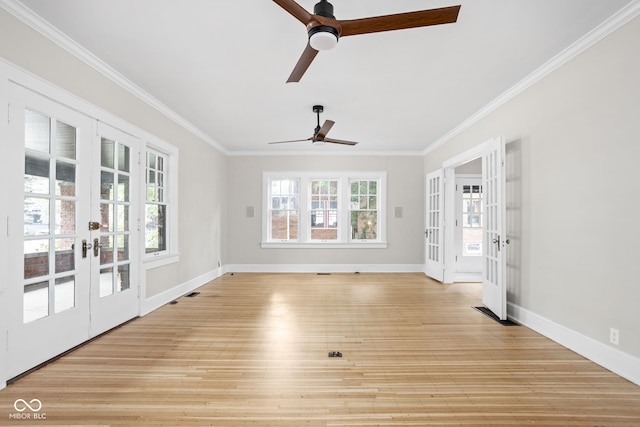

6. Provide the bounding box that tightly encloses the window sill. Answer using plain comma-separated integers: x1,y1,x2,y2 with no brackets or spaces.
261,242,388,249
144,252,180,269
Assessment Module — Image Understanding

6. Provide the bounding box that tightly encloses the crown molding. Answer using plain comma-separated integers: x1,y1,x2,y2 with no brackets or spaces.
423,0,640,156
0,0,229,155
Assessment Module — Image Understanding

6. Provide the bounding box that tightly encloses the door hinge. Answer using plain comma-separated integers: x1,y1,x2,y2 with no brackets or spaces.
137,218,141,232
7,103,11,124
138,152,142,165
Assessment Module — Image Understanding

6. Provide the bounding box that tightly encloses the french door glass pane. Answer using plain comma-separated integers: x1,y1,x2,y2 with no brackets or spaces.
24,197,49,236
54,238,75,273
55,199,76,235
25,110,50,153
55,161,76,196
101,138,114,168
24,239,49,279
25,154,50,193
100,267,114,298
24,281,49,323
100,203,114,232
118,264,130,291
118,143,130,172
100,235,114,264
101,171,114,200
117,175,129,202
56,121,76,160
54,276,75,313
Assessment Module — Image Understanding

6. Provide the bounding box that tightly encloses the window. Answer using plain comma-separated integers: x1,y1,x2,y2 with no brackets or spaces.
462,184,483,256
350,179,378,241
145,150,166,254
310,180,338,240
144,141,179,268
263,172,386,248
270,179,299,241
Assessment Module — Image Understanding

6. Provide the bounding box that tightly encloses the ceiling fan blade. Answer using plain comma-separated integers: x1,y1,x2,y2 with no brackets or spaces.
273,0,312,25
316,120,335,140
268,137,312,144
339,5,461,37
324,137,359,146
287,43,319,83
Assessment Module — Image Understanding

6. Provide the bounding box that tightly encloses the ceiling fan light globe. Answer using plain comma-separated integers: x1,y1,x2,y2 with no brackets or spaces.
309,28,338,51
312,139,326,145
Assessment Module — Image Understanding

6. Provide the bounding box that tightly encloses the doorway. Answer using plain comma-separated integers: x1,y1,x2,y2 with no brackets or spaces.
454,166,483,282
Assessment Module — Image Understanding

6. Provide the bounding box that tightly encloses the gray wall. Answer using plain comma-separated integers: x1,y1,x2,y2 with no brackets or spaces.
226,155,425,267
0,9,228,298
425,15,640,358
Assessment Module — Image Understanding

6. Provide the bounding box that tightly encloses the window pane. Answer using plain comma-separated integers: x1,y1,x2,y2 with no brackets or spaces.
147,153,156,169
100,267,114,298
117,234,130,262
56,121,76,159
24,197,49,236
55,161,75,196
145,204,166,253
24,280,49,323
25,110,50,153
101,138,115,168
100,203,114,232
100,235,114,264
117,205,129,232
55,199,76,235
351,211,377,240
24,239,49,279
25,154,50,194
54,276,75,314
118,264,130,292
118,143,130,172
271,210,298,240
101,171,114,200
117,174,130,202
54,238,75,273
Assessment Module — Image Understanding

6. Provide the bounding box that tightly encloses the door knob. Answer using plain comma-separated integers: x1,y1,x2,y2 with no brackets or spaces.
93,238,102,257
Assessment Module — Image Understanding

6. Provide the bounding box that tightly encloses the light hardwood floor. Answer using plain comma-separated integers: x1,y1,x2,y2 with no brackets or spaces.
1,273,639,426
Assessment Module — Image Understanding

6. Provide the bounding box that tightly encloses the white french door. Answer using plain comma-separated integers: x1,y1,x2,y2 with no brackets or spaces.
90,122,140,335
425,169,444,281
481,137,507,320
6,85,140,379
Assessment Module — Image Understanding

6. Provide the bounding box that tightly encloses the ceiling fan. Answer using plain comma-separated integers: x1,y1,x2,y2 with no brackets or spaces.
269,105,358,146
273,0,461,82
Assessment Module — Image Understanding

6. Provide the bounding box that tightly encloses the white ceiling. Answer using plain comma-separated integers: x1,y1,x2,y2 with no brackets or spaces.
13,0,633,154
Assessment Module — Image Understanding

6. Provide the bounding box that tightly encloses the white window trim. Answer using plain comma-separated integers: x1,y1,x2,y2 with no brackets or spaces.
262,171,387,249
143,138,180,269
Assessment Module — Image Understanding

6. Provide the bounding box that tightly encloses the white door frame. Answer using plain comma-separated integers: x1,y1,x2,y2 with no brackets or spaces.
442,140,494,284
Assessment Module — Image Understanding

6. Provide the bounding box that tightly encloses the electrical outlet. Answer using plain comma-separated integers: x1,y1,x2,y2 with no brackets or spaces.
610,328,620,346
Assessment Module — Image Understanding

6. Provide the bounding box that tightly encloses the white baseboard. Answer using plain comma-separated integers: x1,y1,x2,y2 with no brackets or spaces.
140,267,224,316
224,264,425,273
453,272,482,282
508,303,640,387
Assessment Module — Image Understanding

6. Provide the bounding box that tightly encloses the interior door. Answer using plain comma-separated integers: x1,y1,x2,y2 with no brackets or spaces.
90,123,140,335
482,136,507,320
425,169,444,281
7,85,92,378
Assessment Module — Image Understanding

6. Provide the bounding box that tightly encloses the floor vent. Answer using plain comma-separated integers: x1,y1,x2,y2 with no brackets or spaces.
169,300,178,305
317,273,331,275
186,292,200,298
328,351,342,357
473,306,519,326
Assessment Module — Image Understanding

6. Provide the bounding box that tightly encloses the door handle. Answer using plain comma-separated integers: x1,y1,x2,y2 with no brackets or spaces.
82,239,92,258
492,235,501,251
93,238,101,257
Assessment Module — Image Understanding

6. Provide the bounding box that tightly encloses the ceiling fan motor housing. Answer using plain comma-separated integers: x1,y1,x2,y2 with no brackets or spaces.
313,0,335,18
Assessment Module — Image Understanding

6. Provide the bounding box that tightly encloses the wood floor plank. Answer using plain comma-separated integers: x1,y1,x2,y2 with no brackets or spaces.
1,273,639,426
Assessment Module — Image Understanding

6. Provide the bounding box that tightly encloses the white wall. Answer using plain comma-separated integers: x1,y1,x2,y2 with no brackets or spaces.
226,155,425,269
425,15,640,361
